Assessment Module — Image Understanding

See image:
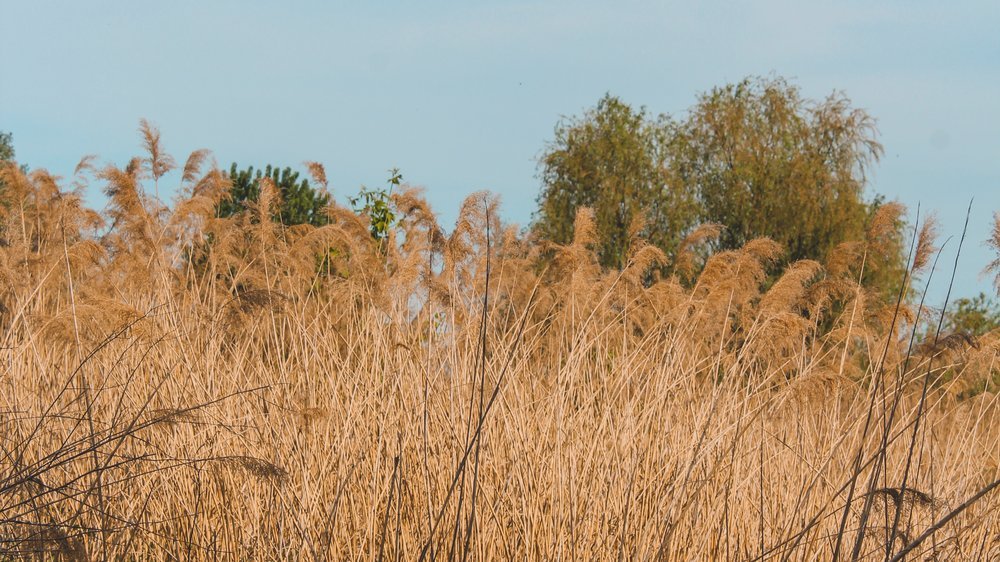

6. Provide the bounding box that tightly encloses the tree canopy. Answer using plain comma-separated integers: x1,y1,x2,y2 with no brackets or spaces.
0,131,13,163
533,95,696,269
668,77,883,263
220,163,330,226
533,76,901,286
945,293,1000,337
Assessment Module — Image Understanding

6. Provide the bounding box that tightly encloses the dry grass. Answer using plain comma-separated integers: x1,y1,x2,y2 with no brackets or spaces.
0,138,998,561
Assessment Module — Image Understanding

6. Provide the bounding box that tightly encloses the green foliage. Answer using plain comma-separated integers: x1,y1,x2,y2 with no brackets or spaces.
350,168,401,243
669,76,884,263
534,77,903,296
534,95,697,269
0,131,14,162
0,131,23,192
220,163,330,226
945,292,1000,337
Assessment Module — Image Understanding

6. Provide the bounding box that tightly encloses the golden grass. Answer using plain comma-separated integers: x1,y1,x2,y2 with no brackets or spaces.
0,140,998,561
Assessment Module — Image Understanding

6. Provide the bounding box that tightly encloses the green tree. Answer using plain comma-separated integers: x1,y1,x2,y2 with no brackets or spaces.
668,76,884,264
0,131,14,163
349,168,400,243
945,293,1000,337
533,78,901,292
533,94,697,269
220,163,330,226
0,131,18,193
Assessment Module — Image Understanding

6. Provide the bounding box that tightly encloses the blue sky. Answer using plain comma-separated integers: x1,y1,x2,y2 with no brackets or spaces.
2,0,998,301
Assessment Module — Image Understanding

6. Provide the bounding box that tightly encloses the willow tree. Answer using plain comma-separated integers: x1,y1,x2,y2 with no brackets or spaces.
668,76,885,264
533,94,697,269
534,78,898,286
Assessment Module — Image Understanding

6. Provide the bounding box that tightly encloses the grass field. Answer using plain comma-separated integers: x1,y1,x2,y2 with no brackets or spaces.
1,151,998,560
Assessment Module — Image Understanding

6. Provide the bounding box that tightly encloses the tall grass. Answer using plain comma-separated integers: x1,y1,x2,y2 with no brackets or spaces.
0,130,998,560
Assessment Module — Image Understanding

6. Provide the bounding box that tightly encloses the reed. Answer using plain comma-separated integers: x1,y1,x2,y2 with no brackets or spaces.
0,130,997,560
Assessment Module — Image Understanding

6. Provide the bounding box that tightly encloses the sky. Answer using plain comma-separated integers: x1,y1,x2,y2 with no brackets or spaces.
2,0,998,302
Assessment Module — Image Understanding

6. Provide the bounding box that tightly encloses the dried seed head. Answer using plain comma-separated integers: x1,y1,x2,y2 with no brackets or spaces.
221,456,288,483
912,213,939,274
